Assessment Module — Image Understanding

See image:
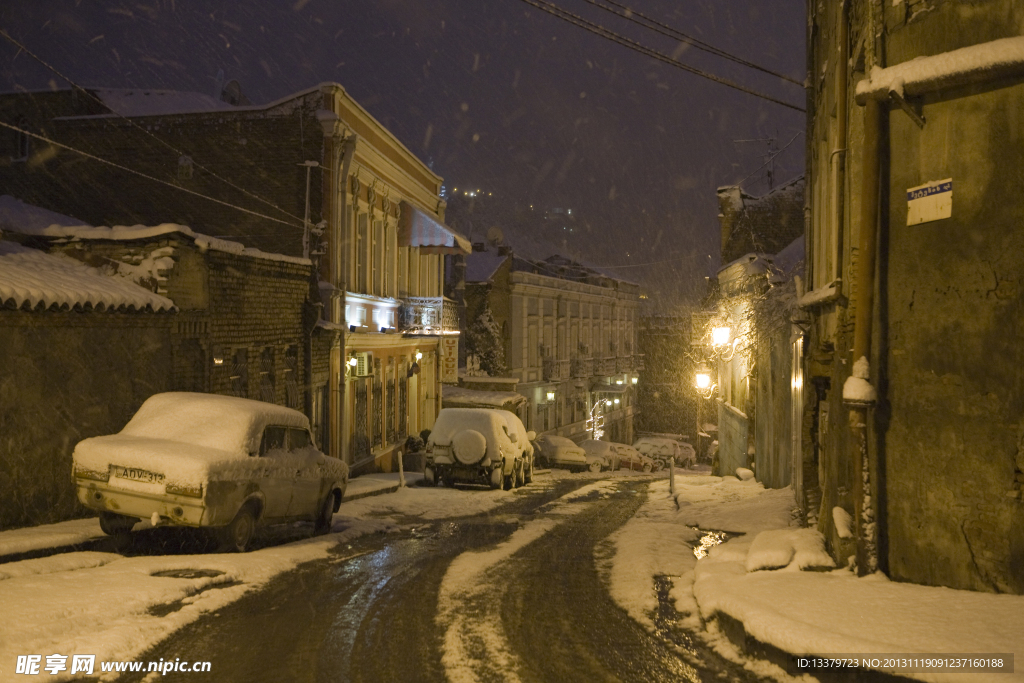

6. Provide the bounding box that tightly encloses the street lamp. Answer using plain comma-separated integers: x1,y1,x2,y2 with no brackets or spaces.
695,370,712,390
712,326,731,347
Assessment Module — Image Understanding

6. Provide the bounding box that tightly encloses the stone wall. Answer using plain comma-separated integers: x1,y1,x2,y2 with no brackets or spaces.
0,311,173,529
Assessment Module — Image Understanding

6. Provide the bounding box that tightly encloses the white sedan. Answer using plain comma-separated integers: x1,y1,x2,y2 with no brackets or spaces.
72,392,349,552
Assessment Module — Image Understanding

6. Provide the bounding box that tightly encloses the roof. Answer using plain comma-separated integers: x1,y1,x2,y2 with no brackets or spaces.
0,241,175,312
0,195,311,267
464,250,509,283
441,384,527,409
92,88,236,117
399,201,471,254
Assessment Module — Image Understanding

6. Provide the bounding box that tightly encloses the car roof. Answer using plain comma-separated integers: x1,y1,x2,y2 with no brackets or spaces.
119,392,309,453
539,434,578,447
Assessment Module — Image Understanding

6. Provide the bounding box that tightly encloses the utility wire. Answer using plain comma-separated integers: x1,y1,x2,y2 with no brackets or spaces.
581,0,803,87
514,0,804,112
0,28,307,225
736,130,802,186
0,120,306,230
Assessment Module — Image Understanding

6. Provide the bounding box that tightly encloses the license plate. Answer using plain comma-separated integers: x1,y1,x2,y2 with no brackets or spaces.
111,465,165,484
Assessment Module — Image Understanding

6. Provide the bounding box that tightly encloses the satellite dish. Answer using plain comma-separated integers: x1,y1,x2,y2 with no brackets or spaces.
486,226,504,246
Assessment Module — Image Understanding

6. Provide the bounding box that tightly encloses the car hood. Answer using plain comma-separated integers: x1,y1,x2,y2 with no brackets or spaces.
74,434,248,486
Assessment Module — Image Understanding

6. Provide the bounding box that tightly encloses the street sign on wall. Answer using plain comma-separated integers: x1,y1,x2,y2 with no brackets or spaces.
907,178,952,225
440,337,459,384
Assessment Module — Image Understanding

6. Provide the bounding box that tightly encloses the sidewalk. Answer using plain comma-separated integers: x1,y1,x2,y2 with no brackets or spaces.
0,471,422,565
606,473,1024,683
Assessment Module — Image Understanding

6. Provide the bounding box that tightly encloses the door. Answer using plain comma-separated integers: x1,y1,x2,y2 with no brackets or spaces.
258,426,295,520
288,428,324,517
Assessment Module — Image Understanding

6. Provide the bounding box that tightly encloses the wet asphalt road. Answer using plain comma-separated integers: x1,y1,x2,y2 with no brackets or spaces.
119,477,769,683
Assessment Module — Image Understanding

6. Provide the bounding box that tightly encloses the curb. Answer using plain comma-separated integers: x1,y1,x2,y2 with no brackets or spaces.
711,611,919,683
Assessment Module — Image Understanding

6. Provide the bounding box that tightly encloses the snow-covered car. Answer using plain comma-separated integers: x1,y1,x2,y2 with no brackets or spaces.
72,392,349,552
610,443,654,472
632,436,695,470
424,408,535,489
579,439,619,471
533,434,588,472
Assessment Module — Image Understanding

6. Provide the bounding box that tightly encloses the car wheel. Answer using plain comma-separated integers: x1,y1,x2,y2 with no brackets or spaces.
99,511,136,536
313,492,335,535
515,460,525,488
503,469,514,491
524,458,534,484
424,466,437,487
219,504,257,553
588,460,602,473
490,468,503,490
642,462,652,473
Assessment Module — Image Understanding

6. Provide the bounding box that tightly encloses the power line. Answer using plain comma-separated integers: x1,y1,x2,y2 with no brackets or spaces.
581,0,804,87
0,28,307,226
0,120,305,230
514,0,805,112
736,130,802,187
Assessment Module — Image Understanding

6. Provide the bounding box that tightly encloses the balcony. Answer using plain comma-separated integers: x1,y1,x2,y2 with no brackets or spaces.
571,356,593,378
595,357,617,376
543,357,569,381
399,296,460,335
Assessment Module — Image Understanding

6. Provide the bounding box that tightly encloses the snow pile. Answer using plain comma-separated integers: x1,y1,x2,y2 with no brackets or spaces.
832,506,853,539
842,356,877,403
0,519,106,558
744,529,834,572
0,242,175,312
735,467,755,481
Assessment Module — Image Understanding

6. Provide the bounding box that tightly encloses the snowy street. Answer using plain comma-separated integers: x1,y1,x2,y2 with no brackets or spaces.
3,469,1021,682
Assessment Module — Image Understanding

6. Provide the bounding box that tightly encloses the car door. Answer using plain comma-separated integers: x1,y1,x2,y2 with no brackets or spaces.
258,426,295,520
288,428,324,518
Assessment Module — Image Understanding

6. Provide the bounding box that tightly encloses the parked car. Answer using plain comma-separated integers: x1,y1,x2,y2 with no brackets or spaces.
632,436,696,470
610,443,655,472
533,434,588,472
579,439,619,471
424,408,534,489
72,392,349,552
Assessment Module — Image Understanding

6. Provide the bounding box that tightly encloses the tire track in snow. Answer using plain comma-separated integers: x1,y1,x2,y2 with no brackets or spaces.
436,481,618,683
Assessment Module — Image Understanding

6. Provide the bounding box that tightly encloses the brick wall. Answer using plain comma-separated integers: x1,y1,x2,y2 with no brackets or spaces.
718,178,805,265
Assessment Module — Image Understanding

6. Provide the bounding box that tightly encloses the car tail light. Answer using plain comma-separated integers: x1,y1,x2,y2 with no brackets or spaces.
165,482,203,498
73,465,109,482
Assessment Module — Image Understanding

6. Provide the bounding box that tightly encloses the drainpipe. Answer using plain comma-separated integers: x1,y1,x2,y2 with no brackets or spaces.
833,1,848,289
335,134,357,462
850,93,883,575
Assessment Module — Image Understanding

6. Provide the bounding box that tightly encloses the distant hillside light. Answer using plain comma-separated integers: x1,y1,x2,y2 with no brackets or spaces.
695,370,712,390
712,326,731,346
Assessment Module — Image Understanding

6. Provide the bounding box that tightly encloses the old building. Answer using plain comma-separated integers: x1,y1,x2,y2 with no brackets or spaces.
703,179,805,486
805,0,1024,591
0,83,468,472
459,233,642,443
0,197,313,527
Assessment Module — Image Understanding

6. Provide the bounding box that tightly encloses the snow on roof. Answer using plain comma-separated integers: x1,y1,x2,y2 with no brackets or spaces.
0,241,175,312
441,384,527,409
464,250,509,283
856,36,1024,102
91,88,236,117
0,196,310,267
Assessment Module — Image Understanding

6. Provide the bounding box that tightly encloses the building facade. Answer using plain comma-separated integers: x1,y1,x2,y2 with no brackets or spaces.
805,0,1024,591
0,83,468,472
461,238,642,444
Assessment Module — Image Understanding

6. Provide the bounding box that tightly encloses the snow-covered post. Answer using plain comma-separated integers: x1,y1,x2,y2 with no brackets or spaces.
669,456,675,496
843,356,878,574
397,447,406,488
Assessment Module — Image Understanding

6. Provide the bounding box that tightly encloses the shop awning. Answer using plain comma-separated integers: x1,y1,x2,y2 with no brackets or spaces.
399,201,471,255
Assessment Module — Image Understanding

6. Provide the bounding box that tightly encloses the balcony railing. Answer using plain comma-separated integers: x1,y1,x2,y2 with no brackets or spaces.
543,358,569,381
595,357,617,376
571,356,593,378
399,296,459,334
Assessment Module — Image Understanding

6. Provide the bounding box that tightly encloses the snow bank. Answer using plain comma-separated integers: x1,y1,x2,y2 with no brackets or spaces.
745,529,834,572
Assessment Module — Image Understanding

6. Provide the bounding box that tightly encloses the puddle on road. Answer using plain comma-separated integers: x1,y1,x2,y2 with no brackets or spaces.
690,527,739,559
151,568,225,579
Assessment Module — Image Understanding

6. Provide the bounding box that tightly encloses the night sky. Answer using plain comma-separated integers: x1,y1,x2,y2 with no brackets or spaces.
0,0,805,308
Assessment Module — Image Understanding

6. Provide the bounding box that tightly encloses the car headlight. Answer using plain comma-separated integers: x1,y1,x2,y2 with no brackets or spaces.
165,482,203,498
73,465,109,482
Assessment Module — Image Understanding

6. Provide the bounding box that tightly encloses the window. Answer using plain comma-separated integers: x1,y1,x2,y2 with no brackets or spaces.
284,346,300,410
14,116,30,161
357,213,370,293
288,428,311,451
230,349,249,398
260,426,287,456
259,347,275,403
177,155,194,180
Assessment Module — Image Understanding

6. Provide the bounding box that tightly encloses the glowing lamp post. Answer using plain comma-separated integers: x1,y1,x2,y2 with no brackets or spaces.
712,326,731,347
